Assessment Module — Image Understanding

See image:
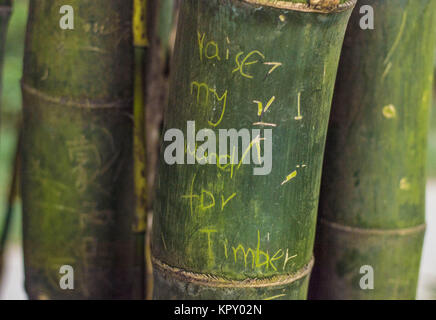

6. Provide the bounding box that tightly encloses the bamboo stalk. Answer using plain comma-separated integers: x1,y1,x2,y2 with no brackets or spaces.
133,0,149,300
0,0,12,283
21,0,138,299
309,0,436,299
133,0,148,235
152,0,356,299
0,0,11,105
0,124,20,281
0,126,20,252
144,0,175,300
0,0,12,122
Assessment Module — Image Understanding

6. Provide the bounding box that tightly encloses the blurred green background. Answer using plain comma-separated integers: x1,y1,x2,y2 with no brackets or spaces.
1,0,436,299
0,0,27,244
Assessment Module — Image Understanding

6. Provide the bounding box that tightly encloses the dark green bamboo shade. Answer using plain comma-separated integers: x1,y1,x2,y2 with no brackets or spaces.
310,0,436,300
0,0,11,107
0,0,12,279
21,0,139,299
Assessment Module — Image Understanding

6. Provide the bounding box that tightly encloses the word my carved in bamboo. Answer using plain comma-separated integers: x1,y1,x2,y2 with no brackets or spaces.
190,81,228,127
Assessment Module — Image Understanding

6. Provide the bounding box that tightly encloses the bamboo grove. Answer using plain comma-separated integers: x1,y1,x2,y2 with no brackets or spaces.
0,0,433,300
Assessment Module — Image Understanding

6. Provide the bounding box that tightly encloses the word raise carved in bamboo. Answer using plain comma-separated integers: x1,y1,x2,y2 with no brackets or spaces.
152,0,356,300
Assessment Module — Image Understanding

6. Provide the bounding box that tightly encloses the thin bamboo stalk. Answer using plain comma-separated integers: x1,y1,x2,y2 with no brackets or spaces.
0,0,11,104
133,0,149,300
21,0,138,299
0,0,12,282
144,0,176,300
309,0,436,300
152,0,356,299
0,125,20,280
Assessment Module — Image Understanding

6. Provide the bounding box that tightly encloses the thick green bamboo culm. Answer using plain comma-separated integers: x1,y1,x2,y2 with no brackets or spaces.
21,0,139,299
309,0,436,299
152,0,356,299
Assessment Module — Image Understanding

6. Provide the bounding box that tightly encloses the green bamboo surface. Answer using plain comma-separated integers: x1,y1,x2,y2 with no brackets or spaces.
0,0,12,278
0,0,12,122
152,0,355,299
0,0,11,104
21,0,139,299
310,0,436,300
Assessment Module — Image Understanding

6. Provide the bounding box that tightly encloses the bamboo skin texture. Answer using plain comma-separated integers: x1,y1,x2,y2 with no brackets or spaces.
309,0,436,300
152,0,356,299
0,0,11,104
133,0,148,235
0,0,12,279
21,1,138,299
